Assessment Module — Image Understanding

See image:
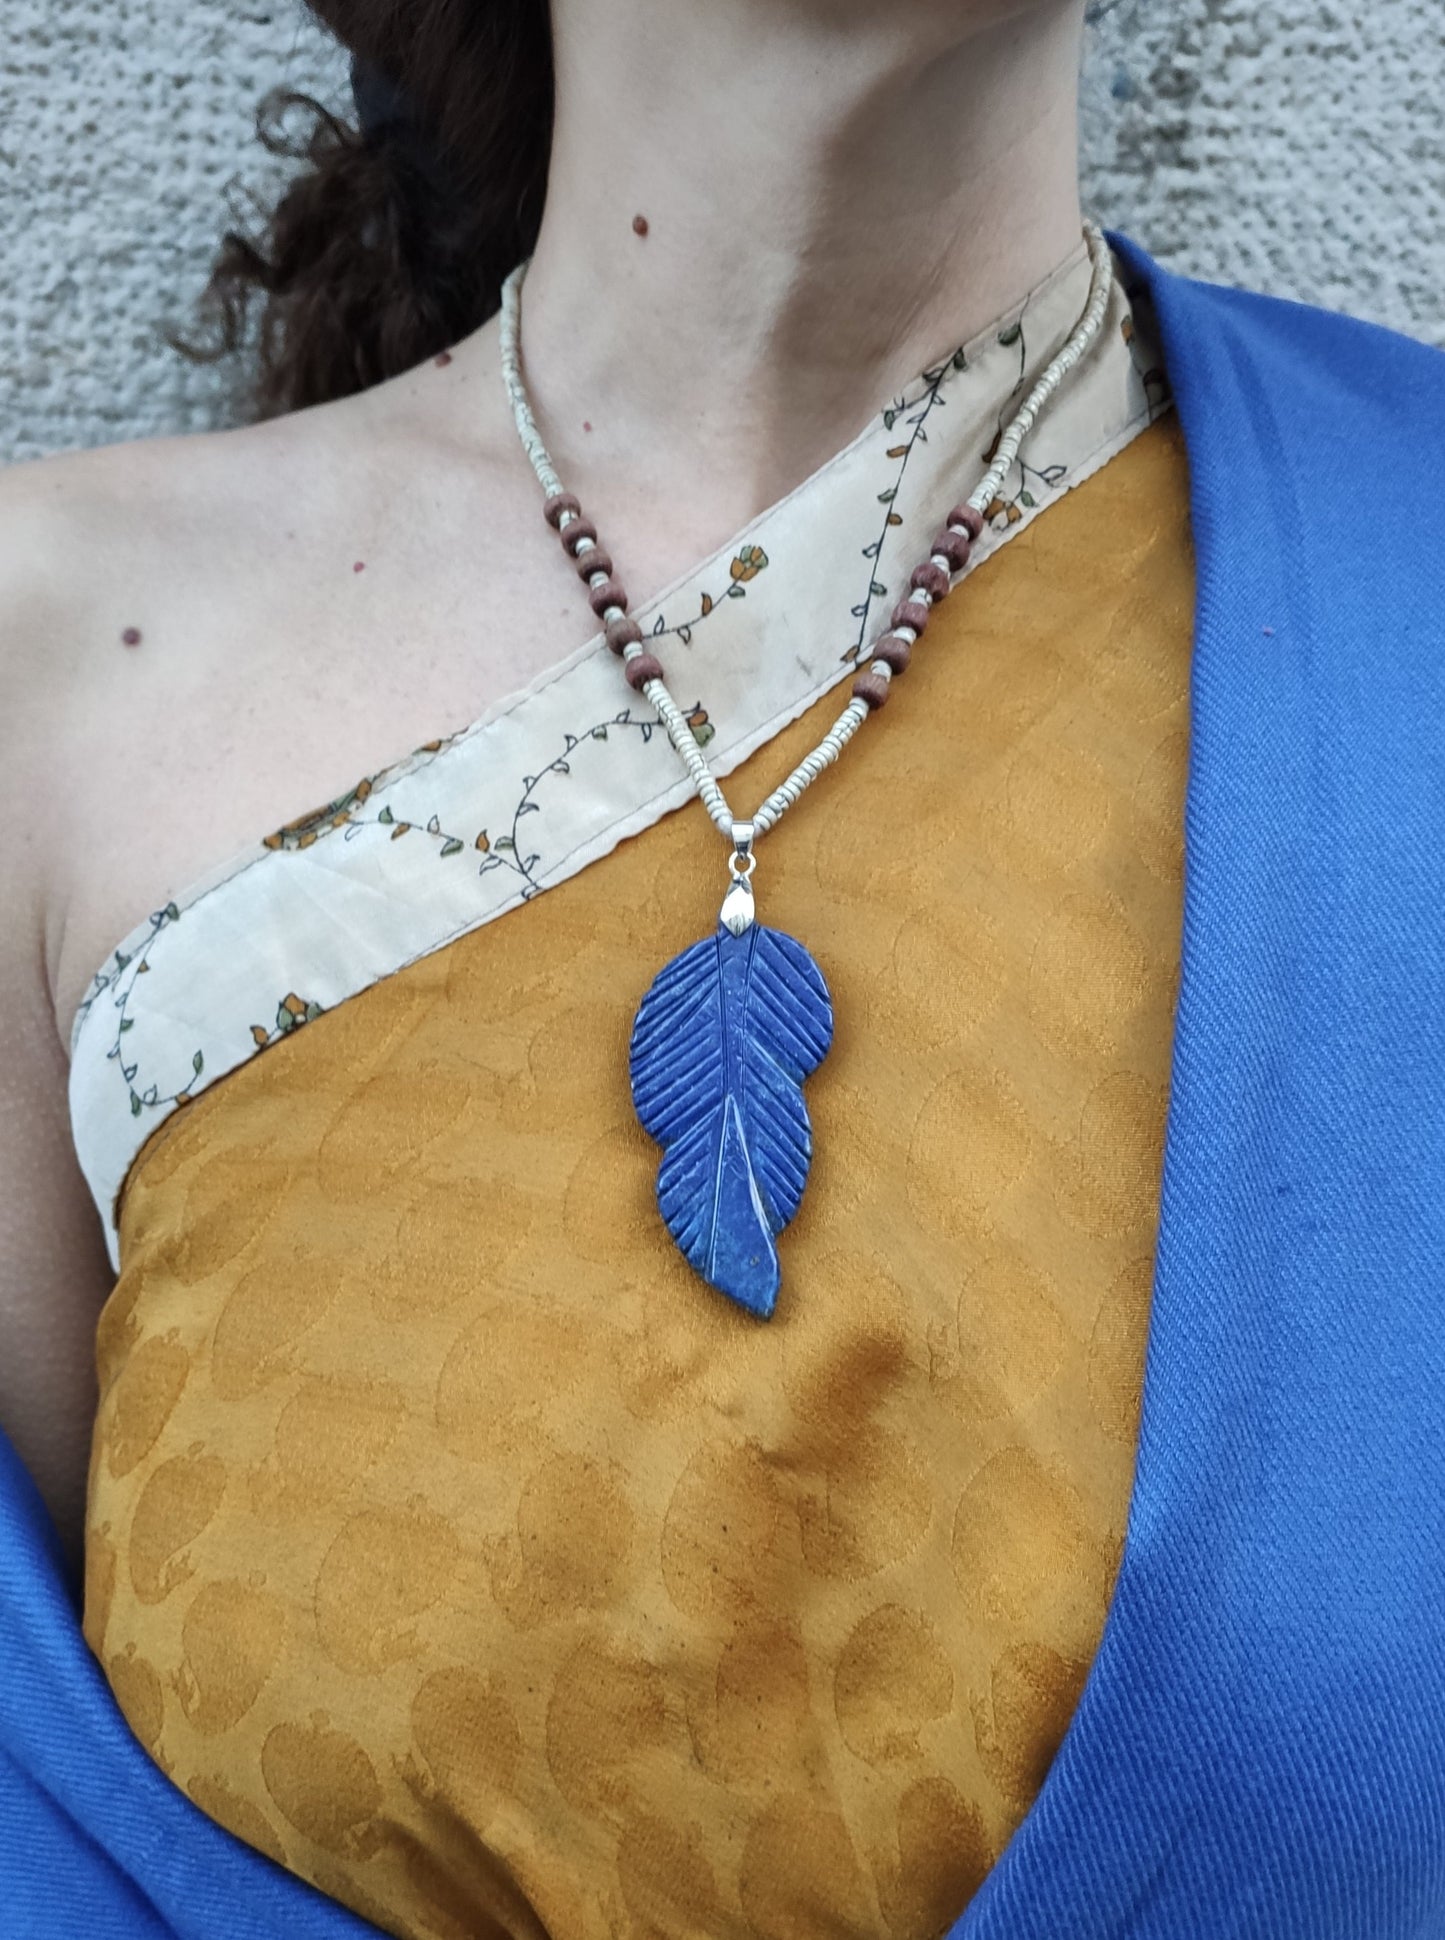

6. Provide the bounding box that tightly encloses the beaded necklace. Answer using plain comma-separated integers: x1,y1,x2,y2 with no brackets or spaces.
499,221,1115,1318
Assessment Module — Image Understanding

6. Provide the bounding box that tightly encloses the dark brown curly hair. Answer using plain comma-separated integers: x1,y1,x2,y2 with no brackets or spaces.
172,0,554,418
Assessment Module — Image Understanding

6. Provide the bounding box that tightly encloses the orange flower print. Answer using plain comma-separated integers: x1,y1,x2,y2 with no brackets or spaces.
729,545,768,583
263,777,373,852
250,993,323,1048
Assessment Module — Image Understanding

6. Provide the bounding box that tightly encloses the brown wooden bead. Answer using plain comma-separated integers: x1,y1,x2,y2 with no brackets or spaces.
560,516,599,554
624,652,665,690
945,503,985,540
910,560,950,600
575,544,614,581
852,670,891,710
873,634,911,675
543,491,582,529
891,596,931,639
587,577,628,617
931,527,972,572
605,614,644,654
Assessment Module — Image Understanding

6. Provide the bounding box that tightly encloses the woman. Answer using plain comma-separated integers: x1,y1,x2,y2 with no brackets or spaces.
2,0,1443,1935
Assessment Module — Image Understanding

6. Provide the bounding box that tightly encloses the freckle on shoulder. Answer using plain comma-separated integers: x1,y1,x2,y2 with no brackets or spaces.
0,431,222,677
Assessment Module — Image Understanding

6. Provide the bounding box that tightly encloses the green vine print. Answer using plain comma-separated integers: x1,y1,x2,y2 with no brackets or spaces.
839,302,1073,665
841,345,969,666
77,695,718,1132
974,314,1070,530
644,545,770,649
82,904,208,1119
329,701,715,901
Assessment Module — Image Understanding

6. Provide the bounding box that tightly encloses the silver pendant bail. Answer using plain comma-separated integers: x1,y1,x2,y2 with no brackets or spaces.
721,820,757,936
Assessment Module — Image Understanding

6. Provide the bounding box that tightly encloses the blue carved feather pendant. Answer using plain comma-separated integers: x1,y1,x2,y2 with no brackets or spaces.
628,882,834,1318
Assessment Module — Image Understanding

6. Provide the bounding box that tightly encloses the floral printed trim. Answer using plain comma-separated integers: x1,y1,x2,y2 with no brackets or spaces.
271,701,714,904
69,238,1171,1271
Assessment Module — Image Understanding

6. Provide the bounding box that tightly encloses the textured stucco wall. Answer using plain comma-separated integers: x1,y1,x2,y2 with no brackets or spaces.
1079,0,1442,348
1,0,1440,464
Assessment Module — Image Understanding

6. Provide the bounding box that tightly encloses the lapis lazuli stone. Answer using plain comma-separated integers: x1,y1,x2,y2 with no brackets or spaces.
628,920,834,1316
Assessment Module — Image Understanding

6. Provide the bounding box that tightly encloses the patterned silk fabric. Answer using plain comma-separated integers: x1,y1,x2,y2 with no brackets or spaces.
84,414,1194,1940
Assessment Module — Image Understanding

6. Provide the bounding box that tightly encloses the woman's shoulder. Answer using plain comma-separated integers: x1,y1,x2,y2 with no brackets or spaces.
0,363,499,1047
0,406,340,703
0,337,502,677
1,333,560,1053
0,412,320,989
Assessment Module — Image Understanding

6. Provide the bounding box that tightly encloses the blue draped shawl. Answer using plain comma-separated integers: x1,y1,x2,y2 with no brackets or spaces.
3,234,1444,1939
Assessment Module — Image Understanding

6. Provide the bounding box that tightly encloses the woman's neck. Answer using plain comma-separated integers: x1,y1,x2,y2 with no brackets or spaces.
509,0,1085,542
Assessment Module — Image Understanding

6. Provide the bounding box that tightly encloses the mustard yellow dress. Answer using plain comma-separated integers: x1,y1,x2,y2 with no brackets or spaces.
72,241,1190,1940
